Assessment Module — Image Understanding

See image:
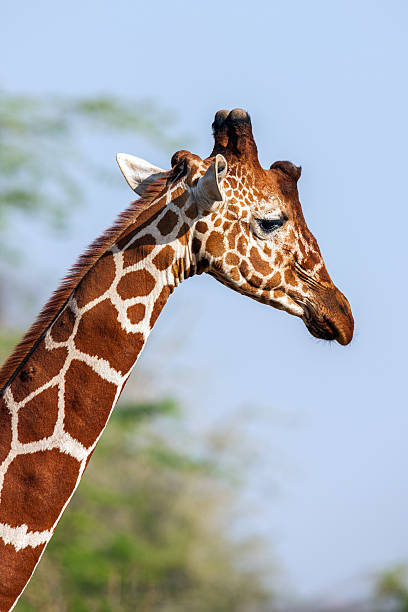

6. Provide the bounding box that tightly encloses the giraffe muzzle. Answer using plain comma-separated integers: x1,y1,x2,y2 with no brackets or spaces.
302,287,354,346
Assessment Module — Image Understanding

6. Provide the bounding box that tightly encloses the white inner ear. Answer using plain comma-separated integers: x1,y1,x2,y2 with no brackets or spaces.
116,153,166,195
195,154,228,210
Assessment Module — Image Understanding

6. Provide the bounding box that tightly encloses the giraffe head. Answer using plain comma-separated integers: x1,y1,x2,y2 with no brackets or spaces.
117,109,353,345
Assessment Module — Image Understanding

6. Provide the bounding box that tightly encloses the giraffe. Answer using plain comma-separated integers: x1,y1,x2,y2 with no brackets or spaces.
0,108,353,611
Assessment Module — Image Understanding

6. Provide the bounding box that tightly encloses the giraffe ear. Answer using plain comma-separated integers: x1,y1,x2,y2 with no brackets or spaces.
116,153,166,195
195,154,228,211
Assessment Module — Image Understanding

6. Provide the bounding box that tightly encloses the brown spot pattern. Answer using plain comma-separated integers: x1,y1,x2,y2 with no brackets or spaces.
206,232,224,258
240,282,253,294
285,268,297,285
237,234,248,255
0,450,79,530
76,253,115,309
230,267,240,282
117,270,156,299
11,341,67,403
152,245,175,271
192,237,202,255
239,260,250,278
127,303,146,324
158,210,178,236
227,227,239,249
185,203,198,219
263,272,281,291
18,385,59,444
123,234,155,269
225,253,240,266
196,221,208,234
249,274,263,288
250,247,273,275
0,396,12,465
75,299,144,373
64,359,117,448
274,253,283,266
177,223,190,243
150,286,171,328
303,250,321,271
0,542,46,612
50,305,76,343
173,193,188,209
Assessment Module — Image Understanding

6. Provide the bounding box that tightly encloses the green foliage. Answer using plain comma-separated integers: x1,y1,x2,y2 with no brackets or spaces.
374,565,408,611
18,400,274,612
0,89,183,259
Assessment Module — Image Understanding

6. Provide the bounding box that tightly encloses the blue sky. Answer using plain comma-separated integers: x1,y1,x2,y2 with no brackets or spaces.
2,0,408,602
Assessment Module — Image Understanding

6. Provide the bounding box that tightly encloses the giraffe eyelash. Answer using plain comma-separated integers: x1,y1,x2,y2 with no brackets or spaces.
255,218,285,233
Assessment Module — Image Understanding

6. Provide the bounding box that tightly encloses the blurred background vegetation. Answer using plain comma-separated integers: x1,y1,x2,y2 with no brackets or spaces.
1,89,407,611
18,399,273,612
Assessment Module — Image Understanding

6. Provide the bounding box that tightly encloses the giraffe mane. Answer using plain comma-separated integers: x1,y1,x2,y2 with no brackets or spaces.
0,170,179,393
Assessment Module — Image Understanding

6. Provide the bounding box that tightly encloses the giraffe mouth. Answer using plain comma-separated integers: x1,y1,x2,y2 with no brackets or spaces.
303,313,341,343
301,294,354,346
290,262,354,345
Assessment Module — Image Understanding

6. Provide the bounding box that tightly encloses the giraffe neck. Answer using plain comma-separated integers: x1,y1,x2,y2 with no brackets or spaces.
0,185,197,611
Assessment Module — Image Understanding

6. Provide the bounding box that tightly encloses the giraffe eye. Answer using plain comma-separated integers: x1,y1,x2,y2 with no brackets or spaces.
256,218,284,233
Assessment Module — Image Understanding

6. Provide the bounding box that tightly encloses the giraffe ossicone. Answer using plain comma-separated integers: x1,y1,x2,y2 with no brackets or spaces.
0,108,353,611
